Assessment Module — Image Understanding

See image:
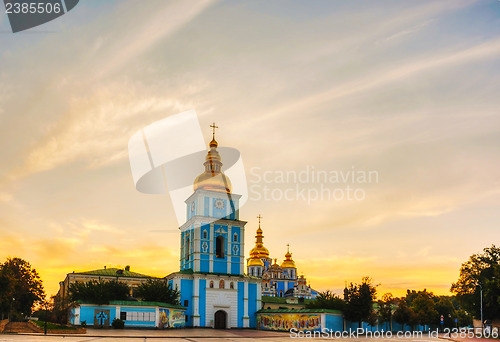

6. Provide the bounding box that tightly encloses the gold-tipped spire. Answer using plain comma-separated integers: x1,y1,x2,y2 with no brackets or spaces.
193,123,231,193
249,214,269,259
281,243,296,269
209,122,218,148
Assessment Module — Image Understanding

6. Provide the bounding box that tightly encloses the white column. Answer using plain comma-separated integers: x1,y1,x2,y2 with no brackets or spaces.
243,281,249,328
155,307,160,327
193,277,200,326
74,306,80,325
227,225,232,274
115,306,120,321
256,281,262,310
193,223,200,272
240,224,245,275
209,223,214,273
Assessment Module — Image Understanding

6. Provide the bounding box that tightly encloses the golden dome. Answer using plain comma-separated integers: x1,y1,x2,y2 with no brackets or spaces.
247,257,264,267
248,217,269,258
193,131,232,193
249,244,269,259
280,245,296,269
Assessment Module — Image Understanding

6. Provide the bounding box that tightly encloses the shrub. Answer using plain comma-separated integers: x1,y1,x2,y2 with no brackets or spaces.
111,318,124,329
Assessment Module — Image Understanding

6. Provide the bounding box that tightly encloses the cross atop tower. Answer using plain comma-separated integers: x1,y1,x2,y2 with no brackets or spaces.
210,122,218,139
287,243,290,253
257,214,262,227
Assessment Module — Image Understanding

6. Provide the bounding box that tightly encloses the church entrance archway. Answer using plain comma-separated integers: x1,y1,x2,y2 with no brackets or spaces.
214,310,227,329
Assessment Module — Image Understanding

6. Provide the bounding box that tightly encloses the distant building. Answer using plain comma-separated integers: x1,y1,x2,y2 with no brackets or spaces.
247,220,318,299
57,266,155,300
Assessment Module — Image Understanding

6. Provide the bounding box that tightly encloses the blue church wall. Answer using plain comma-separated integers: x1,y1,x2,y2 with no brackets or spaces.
345,320,428,333
79,305,116,326
180,228,194,271
187,199,196,220
228,200,236,219
324,313,344,331
248,283,258,327
198,279,206,327
212,198,227,218
231,257,240,274
200,259,209,273
204,197,209,216
237,282,244,327
121,306,156,328
213,259,227,273
180,279,193,326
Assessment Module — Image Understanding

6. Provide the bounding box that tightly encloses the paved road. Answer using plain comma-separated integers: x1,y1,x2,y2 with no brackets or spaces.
0,329,453,342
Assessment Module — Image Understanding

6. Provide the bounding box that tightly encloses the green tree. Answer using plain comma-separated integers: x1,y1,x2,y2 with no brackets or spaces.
306,290,345,311
134,279,180,305
410,290,439,326
0,257,45,319
68,280,129,304
451,245,500,320
393,298,417,331
378,293,394,331
343,276,378,327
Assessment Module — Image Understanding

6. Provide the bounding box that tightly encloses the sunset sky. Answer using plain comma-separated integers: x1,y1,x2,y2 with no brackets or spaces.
0,0,499,299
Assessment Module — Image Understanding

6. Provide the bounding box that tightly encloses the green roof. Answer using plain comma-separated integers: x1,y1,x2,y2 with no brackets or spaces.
76,300,185,310
261,296,314,304
258,308,342,314
74,268,154,278
109,300,185,310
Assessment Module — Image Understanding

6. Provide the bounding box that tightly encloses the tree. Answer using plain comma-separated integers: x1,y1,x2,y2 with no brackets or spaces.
134,279,180,305
393,298,416,331
306,290,345,311
378,293,394,331
343,276,378,327
411,290,439,327
0,257,45,319
451,245,500,320
68,280,129,304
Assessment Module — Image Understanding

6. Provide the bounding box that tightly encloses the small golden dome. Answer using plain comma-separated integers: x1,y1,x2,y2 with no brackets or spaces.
280,245,296,269
249,244,269,259
193,134,232,193
247,257,264,267
249,220,269,258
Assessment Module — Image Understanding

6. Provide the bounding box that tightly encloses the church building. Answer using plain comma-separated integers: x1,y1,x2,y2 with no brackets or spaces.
247,218,318,299
165,127,261,329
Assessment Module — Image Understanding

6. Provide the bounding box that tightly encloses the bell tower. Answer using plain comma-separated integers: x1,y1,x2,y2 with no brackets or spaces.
179,124,246,275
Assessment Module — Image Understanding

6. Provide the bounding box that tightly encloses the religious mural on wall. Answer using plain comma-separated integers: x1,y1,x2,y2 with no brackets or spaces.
257,313,321,332
159,308,185,328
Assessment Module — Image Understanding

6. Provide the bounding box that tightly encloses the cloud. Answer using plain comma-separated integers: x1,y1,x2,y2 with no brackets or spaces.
250,37,500,125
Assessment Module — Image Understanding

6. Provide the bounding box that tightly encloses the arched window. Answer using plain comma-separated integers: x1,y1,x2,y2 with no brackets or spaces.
230,282,234,289
219,280,225,289
186,237,190,260
215,235,225,258
210,281,214,288
233,233,238,242
203,230,208,239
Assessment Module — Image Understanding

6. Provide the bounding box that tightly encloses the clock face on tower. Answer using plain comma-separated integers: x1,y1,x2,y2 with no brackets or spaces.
215,199,225,209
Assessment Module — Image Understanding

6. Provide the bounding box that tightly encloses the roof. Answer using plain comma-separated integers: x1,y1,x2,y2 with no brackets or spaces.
261,296,314,304
72,268,154,279
77,300,185,310
110,300,185,310
258,308,342,314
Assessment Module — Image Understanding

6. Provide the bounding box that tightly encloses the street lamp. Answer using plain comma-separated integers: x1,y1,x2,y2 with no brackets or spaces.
9,297,15,333
477,282,483,334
